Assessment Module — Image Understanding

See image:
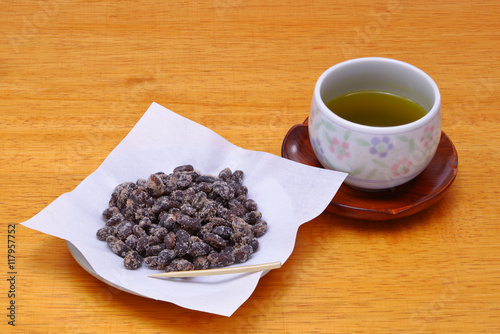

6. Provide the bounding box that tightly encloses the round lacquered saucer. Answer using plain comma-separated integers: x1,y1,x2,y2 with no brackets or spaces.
281,119,458,220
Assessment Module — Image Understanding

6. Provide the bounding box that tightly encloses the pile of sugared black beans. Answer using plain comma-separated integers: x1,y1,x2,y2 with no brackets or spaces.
96,165,267,272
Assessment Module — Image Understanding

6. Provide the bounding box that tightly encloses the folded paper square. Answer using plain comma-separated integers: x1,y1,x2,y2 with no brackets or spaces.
22,102,347,316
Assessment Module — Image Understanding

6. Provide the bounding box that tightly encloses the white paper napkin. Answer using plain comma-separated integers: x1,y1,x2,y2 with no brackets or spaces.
21,102,347,316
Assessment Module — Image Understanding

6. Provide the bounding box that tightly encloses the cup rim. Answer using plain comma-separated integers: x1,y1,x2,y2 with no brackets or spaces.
313,57,441,134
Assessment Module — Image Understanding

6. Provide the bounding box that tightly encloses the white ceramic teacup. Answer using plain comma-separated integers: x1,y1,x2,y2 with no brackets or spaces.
309,57,441,191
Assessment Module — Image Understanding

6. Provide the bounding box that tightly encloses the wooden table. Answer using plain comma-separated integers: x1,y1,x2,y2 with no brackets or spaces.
2,0,499,333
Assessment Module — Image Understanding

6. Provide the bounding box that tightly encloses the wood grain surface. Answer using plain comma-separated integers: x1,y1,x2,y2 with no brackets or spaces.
1,0,499,333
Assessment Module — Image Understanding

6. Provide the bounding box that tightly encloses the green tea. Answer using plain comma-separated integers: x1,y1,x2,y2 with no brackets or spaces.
325,90,427,127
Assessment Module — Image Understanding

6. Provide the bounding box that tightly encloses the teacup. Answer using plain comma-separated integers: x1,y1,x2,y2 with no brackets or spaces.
309,57,441,191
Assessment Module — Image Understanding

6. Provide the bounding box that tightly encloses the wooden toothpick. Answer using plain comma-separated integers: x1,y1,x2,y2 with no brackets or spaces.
148,261,281,278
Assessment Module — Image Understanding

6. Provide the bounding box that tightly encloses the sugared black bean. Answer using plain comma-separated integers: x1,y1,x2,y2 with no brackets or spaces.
174,229,191,257
144,256,161,270
177,215,201,234
203,232,227,250
246,210,262,224
157,249,177,266
208,251,235,267
105,214,124,227
106,235,130,258
197,175,217,183
212,225,233,240
193,256,210,270
147,243,166,257
253,220,268,238
244,199,258,212
231,170,244,184
124,234,138,250
233,244,254,264
116,221,134,240
124,250,142,270
146,173,165,197
176,173,193,189
165,258,194,272
173,164,194,173
189,240,211,257
163,231,176,249
212,181,234,201
96,226,115,241
102,206,121,220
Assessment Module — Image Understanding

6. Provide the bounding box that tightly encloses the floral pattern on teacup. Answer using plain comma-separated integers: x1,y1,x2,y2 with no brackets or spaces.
309,98,441,188
310,137,326,162
391,158,414,177
369,136,394,158
420,125,435,149
329,137,351,160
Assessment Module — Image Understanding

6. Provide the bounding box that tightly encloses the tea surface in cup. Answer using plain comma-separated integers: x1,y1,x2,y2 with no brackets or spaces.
325,90,427,127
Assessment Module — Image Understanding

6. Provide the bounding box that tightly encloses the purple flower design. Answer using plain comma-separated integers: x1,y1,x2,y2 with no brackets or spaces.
311,137,325,161
369,136,394,158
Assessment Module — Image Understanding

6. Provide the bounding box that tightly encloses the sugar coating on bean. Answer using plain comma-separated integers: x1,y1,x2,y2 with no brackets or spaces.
97,165,268,271
124,250,142,270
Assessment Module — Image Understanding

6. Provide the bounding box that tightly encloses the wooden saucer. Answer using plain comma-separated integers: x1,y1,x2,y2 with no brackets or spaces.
281,119,458,220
